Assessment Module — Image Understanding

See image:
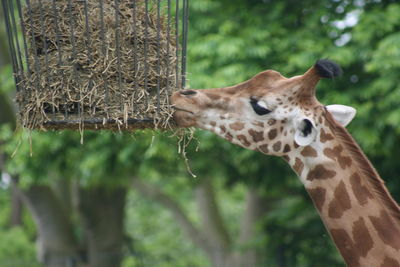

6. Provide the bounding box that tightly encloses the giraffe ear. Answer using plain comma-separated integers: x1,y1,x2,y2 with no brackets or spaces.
326,104,356,127
294,119,317,146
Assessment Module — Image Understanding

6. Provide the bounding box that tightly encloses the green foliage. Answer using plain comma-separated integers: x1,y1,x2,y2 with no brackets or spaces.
186,0,400,265
0,65,14,94
0,190,40,267
0,127,188,187
123,191,207,267
1,0,400,266
0,227,41,267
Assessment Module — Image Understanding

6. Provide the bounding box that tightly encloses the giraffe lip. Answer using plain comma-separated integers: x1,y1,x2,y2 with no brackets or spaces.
173,106,194,115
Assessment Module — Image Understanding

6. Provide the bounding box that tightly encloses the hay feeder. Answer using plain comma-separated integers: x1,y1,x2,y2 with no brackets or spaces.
1,0,189,130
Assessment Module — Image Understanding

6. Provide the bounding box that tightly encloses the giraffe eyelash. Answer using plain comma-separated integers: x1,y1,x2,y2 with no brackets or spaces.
250,97,271,115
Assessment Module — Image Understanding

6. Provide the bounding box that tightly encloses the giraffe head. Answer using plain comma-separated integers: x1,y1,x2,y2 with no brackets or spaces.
171,60,356,156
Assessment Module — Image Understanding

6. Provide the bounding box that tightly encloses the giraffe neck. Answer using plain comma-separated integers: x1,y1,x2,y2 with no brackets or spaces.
286,118,400,267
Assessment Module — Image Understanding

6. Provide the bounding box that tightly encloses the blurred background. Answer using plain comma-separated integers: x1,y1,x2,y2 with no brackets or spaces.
1,0,400,266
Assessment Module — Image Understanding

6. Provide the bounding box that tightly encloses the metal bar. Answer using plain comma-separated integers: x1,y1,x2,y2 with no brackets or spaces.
51,0,67,117
99,0,109,116
114,0,124,110
83,0,94,116
25,0,42,91
43,118,154,125
1,0,19,89
83,1,93,65
132,0,138,114
143,0,149,110
37,0,51,94
156,0,161,114
17,0,33,85
67,0,82,119
175,0,179,88
9,0,24,78
165,0,171,101
181,0,189,89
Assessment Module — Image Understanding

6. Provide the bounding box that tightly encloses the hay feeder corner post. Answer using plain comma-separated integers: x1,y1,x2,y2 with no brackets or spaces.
1,0,189,131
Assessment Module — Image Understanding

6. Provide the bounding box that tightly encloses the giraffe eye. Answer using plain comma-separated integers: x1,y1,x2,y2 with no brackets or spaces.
250,98,271,115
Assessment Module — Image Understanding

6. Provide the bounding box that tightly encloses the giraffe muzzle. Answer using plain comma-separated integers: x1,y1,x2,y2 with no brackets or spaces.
170,90,201,127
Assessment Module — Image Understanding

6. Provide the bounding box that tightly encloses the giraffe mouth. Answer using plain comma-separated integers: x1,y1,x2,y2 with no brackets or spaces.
172,105,197,127
173,106,195,114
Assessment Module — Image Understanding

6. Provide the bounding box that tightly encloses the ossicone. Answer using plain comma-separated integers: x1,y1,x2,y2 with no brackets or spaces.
314,59,342,79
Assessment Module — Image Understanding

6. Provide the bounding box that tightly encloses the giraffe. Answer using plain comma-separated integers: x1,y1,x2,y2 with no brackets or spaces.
171,59,400,267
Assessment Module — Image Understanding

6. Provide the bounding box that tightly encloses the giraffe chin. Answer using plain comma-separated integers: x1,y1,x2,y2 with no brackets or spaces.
172,109,197,127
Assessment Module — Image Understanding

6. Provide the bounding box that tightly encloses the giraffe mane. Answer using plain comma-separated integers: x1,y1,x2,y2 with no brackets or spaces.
325,110,400,222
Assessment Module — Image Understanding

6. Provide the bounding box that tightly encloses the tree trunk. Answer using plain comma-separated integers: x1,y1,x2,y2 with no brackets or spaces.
133,178,272,267
132,178,210,253
228,186,271,267
77,186,126,267
9,176,23,226
0,153,23,227
19,185,80,267
53,178,73,216
195,178,232,267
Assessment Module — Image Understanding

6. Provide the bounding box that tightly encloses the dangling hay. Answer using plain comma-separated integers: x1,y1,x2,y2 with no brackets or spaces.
18,0,180,130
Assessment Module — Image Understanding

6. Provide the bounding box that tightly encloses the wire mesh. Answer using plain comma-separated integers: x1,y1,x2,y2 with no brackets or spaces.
1,0,189,130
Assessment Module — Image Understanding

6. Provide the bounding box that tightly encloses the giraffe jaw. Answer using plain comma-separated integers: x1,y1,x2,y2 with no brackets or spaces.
172,107,197,127
171,90,204,127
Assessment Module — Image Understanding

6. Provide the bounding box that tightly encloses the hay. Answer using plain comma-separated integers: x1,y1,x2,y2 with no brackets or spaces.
18,0,180,130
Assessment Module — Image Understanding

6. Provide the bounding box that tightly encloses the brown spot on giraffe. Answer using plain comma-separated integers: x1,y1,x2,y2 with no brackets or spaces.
307,164,336,181
210,121,216,127
369,210,400,250
229,122,245,131
283,144,291,153
293,141,300,149
330,229,360,267
330,222,373,267
307,187,326,213
268,129,277,140
220,125,226,133
237,135,251,147
268,119,277,126
328,181,351,218
320,128,334,143
258,144,269,154
293,158,304,174
273,141,282,152
381,257,400,267
349,172,373,206
225,132,233,142
248,129,264,142
301,146,318,157
352,217,373,257
323,145,352,169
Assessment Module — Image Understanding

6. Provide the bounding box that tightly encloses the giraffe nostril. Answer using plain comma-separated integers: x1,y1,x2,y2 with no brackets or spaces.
180,90,197,96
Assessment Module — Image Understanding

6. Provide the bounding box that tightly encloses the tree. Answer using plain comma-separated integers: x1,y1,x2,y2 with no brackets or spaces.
1,0,400,266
